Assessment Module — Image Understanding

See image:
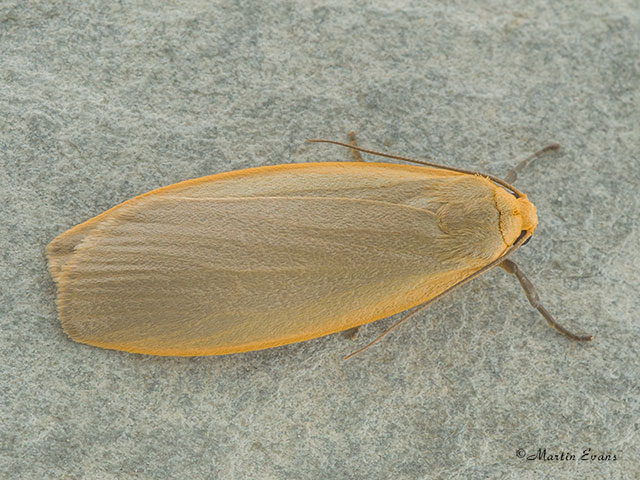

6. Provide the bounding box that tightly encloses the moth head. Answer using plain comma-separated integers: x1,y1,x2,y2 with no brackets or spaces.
495,188,538,247
517,194,538,237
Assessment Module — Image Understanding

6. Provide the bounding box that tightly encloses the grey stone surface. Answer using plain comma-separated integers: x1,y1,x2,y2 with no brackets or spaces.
1,1,638,478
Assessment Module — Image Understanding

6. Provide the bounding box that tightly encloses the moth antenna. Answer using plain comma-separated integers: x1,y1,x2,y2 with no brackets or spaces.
307,138,526,198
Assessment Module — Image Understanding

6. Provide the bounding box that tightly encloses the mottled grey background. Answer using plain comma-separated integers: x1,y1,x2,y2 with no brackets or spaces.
1,1,638,479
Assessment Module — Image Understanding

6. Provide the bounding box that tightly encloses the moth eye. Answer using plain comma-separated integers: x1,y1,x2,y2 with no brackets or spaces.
513,230,529,245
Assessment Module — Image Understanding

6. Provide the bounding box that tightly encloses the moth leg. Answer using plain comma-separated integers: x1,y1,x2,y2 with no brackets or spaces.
504,144,561,183
345,326,360,340
348,131,365,162
499,259,593,341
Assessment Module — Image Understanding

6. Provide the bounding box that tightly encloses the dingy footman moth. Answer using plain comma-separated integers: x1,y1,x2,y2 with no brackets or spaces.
47,135,593,357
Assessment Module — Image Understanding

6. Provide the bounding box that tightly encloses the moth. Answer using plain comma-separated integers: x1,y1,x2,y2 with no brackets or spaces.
47,136,592,356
